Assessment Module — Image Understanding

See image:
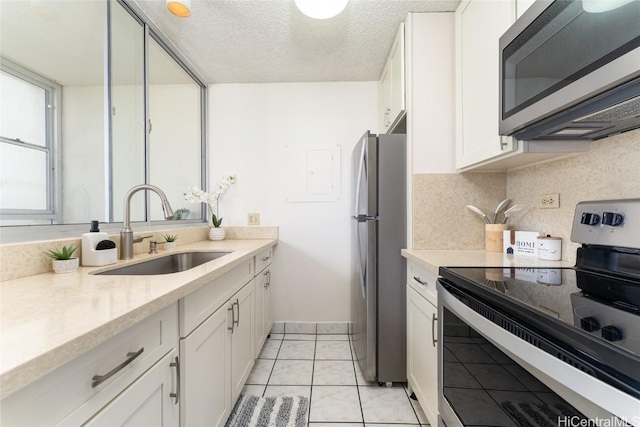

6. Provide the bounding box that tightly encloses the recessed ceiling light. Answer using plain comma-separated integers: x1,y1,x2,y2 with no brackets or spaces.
294,0,348,19
166,0,191,18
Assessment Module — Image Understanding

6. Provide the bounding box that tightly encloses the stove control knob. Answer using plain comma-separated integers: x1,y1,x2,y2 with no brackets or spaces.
601,326,623,342
580,317,600,332
602,212,624,226
580,213,600,225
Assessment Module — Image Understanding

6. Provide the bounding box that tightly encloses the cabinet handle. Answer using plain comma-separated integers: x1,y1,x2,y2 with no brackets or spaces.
413,276,428,287
170,356,180,405
499,136,510,151
262,256,270,261
265,270,271,288
234,299,240,327
91,347,144,388
228,305,235,333
431,313,438,348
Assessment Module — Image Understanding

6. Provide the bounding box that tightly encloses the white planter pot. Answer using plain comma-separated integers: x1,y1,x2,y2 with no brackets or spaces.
52,258,79,274
164,242,176,250
208,227,226,241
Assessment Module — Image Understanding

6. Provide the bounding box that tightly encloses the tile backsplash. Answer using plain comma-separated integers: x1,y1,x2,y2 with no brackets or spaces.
507,129,640,263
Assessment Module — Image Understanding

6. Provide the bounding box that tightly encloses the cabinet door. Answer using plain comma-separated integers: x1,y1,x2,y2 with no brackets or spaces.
264,268,273,336
407,286,438,427
254,271,266,357
84,350,179,427
455,0,516,169
389,23,406,127
181,304,231,427
230,281,255,404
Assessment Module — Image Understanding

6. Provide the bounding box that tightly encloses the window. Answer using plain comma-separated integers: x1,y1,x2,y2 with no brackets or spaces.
0,60,60,223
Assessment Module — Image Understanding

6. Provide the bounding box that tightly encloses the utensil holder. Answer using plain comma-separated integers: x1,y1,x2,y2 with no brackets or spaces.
486,224,508,252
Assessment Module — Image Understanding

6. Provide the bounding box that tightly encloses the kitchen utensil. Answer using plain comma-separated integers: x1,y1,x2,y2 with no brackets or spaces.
466,205,491,224
501,204,526,224
492,199,511,224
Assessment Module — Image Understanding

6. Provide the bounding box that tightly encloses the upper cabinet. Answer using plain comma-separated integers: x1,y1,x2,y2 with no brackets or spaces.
455,0,591,172
380,24,406,133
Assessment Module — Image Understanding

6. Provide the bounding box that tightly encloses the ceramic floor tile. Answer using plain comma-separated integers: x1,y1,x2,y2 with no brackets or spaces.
313,361,357,385
367,424,419,427
445,343,496,364
246,358,275,385
409,395,430,425
264,385,312,401
258,339,282,359
268,360,314,385
444,388,516,426
315,341,352,360
278,340,316,360
443,362,481,389
317,322,348,334
503,365,551,392
241,384,265,397
310,424,362,427
317,334,349,341
479,343,516,364
359,386,420,424
267,333,284,341
354,360,378,386
285,322,317,334
464,363,527,391
309,386,363,423
284,334,317,341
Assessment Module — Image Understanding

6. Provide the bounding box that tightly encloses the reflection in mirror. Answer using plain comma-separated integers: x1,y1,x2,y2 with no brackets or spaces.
111,1,145,223
0,0,106,226
148,37,202,221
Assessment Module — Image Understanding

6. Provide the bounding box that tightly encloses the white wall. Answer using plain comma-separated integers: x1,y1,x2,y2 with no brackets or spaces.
209,82,379,322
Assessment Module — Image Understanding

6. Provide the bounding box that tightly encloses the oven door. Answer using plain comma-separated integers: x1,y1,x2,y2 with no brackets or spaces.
437,280,640,427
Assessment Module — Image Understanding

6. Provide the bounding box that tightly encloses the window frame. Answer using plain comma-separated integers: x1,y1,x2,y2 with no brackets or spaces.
0,59,62,222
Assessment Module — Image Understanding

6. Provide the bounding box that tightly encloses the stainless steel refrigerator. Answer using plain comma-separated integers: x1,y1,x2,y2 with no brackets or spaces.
351,130,406,384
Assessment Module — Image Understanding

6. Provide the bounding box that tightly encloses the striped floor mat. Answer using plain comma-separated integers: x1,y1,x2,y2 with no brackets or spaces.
225,395,309,427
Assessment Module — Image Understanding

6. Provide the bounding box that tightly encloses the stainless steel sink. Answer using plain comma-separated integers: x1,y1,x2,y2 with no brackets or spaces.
95,251,231,275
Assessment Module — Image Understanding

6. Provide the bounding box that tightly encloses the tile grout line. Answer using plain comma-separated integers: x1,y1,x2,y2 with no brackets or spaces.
308,328,317,425
348,335,367,425
261,335,285,397
402,383,424,426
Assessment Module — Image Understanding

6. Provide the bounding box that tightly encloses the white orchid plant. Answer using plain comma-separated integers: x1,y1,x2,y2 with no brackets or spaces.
184,175,236,228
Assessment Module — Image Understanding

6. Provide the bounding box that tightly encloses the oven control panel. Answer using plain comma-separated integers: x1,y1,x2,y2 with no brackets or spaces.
571,199,640,249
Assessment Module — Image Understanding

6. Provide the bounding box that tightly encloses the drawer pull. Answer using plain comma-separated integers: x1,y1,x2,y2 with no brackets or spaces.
91,347,144,388
431,313,438,348
228,305,235,333
170,356,180,405
413,276,429,286
261,256,270,261
266,270,271,288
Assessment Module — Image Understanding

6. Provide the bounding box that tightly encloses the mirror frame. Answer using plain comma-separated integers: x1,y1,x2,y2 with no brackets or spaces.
0,0,208,242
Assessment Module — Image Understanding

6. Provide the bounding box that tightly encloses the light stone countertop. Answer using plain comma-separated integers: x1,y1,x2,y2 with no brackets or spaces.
401,249,574,275
0,239,277,399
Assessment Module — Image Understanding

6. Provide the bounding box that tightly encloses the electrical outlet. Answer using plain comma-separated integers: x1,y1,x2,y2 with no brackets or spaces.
247,213,260,225
538,193,560,209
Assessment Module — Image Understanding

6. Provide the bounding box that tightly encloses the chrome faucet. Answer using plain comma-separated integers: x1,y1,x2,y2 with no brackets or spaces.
120,185,175,260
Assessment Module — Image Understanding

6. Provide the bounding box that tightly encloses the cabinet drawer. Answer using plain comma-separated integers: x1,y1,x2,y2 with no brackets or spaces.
1,303,178,426
254,248,273,275
180,259,254,337
407,262,438,305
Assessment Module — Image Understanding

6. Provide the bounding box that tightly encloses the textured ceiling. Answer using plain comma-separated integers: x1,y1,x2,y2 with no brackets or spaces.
131,0,461,84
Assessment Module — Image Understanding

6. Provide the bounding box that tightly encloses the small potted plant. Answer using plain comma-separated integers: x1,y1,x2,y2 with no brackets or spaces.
163,234,178,250
185,175,236,241
45,245,79,274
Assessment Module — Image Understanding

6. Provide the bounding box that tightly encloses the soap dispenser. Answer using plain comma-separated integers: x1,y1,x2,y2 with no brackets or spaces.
82,220,117,266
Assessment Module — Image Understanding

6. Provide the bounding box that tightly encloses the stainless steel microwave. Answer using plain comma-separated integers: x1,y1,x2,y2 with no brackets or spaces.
499,0,640,141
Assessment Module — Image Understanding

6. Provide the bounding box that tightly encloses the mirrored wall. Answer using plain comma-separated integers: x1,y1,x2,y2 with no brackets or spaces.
0,0,206,228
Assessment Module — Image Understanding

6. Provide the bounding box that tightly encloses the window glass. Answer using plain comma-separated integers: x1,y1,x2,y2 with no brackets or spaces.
0,71,47,147
0,143,48,210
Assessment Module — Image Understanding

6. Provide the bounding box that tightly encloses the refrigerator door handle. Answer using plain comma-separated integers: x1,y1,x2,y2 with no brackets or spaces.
354,139,367,217
355,220,366,298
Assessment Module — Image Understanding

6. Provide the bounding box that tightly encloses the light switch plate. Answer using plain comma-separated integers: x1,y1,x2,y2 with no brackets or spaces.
248,213,260,225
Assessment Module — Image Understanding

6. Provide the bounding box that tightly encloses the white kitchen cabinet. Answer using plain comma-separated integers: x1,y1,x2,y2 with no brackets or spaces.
180,278,255,427
407,285,438,427
254,249,274,357
1,304,178,427
85,350,179,427
455,0,591,172
380,23,406,133
180,298,232,427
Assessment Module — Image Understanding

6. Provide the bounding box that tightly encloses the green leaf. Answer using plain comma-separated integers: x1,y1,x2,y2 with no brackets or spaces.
211,214,223,228
45,244,77,260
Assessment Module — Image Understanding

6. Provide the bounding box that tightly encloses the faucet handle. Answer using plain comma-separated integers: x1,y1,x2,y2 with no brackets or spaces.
148,241,158,254
133,234,153,244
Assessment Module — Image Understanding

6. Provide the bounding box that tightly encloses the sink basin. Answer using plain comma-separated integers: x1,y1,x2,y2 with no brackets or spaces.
96,251,231,275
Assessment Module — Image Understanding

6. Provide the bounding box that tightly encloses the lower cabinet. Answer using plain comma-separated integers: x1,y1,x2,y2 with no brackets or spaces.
254,266,273,357
85,350,179,427
407,285,438,426
180,280,255,427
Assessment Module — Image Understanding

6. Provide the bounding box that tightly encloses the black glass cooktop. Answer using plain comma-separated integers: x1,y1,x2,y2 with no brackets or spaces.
439,265,640,398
